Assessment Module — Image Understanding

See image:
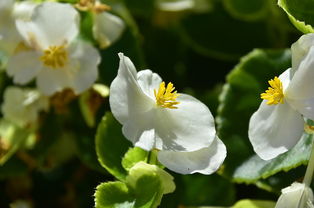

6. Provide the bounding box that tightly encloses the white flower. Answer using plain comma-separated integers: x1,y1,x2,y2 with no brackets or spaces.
7,2,101,96
0,0,35,55
75,0,125,48
1,86,49,128
109,53,226,174
249,33,314,160
275,182,314,208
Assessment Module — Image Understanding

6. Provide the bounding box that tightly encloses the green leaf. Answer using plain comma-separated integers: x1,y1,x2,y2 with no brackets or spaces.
94,162,175,208
95,112,131,181
233,133,313,183
232,199,275,208
95,181,135,208
0,119,31,165
278,0,314,33
122,147,148,171
216,49,292,177
126,162,175,196
223,0,269,21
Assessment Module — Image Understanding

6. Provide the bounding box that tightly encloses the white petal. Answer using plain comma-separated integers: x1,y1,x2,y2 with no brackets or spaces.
0,0,22,55
286,97,314,121
68,41,101,94
122,122,155,151
285,47,314,120
93,12,125,48
278,68,292,91
7,51,42,84
157,136,226,174
249,101,304,160
36,66,72,96
13,1,38,21
16,2,79,49
0,22,21,55
154,94,215,152
137,69,162,98
291,33,314,72
109,53,154,124
275,182,314,208
286,46,314,100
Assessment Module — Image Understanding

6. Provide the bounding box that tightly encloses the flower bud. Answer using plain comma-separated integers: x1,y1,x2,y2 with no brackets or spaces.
275,182,314,208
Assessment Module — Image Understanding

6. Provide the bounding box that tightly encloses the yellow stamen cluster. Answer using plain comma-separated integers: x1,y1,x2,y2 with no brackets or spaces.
260,76,284,105
40,45,68,69
154,82,180,109
75,0,111,13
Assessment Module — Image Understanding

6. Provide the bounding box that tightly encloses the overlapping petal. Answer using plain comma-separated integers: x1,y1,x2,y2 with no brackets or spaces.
16,2,79,49
291,33,314,71
36,41,100,96
158,136,226,174
109,53,154,124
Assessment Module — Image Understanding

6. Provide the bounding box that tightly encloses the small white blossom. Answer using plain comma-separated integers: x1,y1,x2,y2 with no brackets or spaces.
275,182,314,208
109,53,226,174
1,87,49,128
249,33,314,160
7,2,101,96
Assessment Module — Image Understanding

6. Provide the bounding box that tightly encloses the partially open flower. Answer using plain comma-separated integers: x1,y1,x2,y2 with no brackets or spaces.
75,0,125,48
109,53,226,174
7,2,101,96
249,33,314,160
275,182,314,208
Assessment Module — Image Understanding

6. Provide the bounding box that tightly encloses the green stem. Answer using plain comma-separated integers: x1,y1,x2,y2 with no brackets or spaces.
303,135,314,186
148,149,158,165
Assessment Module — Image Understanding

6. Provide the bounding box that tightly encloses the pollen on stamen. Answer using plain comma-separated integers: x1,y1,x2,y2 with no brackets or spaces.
154,82,180,109
260,76,284,105
75,0,111,13
40,45,68,69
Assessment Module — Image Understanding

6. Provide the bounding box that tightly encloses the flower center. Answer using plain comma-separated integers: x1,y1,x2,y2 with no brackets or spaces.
40,45,68,69
260,76,284,105
154,82,180,109
75,0,111,13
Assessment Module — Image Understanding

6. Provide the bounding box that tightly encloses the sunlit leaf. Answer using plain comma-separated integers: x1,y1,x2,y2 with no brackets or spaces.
122,147,148,171
233,133,313,183
278,0,314,33
95,112,131,181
